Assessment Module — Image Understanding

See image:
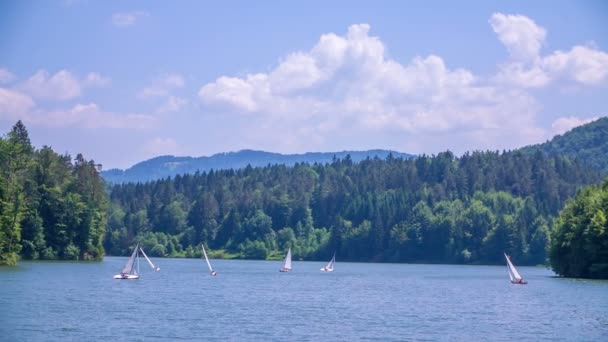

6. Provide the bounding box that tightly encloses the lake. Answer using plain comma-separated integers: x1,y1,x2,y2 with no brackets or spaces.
1,258,607,341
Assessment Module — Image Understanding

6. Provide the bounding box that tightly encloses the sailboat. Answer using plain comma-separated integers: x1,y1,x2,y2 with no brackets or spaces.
202,244,217,276
504,252,527,284
320,253,335,272
113,244,160,279
279,248,292,272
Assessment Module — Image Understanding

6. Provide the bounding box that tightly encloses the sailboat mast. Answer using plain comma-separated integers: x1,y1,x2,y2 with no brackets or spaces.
202,244,213,272
140,248,160,271
136,249,140,275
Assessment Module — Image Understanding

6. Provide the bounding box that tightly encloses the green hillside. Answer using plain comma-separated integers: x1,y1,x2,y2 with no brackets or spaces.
520,117,608,174
106,150,598,265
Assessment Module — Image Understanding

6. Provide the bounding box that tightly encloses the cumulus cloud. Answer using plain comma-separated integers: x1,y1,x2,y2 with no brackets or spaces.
112,11,149,28
20,70,81,100
0,88,35,120
0,68,15,84
490,13,546,63
551,116,599,135
199,75,263,112
542,46,608,85
199,23,545,154
491,13,608,88
18,69,110,101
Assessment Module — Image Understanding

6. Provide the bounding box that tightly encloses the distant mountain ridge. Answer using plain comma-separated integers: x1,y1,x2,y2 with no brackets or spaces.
102,149,415,184
103,117,608,184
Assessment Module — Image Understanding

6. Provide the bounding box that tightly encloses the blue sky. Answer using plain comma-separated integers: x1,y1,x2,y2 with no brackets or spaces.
1,0,607,169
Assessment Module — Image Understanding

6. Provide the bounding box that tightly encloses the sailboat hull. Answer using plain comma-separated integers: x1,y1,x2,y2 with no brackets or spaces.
320,268,334,272
279,268,291,272
113,274,139,280
511,279,528,284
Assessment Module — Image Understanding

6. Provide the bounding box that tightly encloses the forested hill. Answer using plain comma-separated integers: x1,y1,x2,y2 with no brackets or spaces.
0,121,106,266
101,149,414,184
520,117,608,174
106,150,600,265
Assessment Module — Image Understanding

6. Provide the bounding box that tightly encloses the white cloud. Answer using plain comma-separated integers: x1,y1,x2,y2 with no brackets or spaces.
0,86,156,130
138,73,187,113
0,88,35,120
18,69,110,101
38,103,157,129
20,70,81,100
551,116,599,135
490,13,546,63
157,96,187,113
112,11,149,28
542,46,608,85
0,68,15,84
495,63,551,88
491,13,608,88
199,74,264,112
142,137,185,156
198,23,546,155
139,73,185,99
270,53,325,94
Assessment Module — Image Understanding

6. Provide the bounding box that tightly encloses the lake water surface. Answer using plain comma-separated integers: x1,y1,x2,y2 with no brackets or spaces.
1,258,607,341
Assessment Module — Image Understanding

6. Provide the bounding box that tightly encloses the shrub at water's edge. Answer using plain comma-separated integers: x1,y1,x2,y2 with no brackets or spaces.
550,177,608,279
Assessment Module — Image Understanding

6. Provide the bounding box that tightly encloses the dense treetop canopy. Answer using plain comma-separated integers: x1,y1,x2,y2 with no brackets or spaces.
0,121,106,265
550,177,608,278
105,148,597,265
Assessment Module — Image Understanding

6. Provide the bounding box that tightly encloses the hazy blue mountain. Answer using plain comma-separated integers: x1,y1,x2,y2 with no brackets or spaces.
519,117,608,174
102,149,414,184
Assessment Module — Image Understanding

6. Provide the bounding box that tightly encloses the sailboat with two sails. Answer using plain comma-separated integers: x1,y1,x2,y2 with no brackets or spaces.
504,252,527,284
201,244,217,276
114,243,160,279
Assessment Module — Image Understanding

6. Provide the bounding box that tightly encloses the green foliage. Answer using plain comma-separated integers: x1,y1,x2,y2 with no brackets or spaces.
107,148,598,265
0,121,107,264
0,121,33,265
239,239,268,259
521,117,608,174
4,119,603,267
550,177,608,278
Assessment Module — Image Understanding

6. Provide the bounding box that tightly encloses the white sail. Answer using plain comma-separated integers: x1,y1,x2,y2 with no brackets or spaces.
321,253,335,271
281,248,292,271
139,247,160,271
202,244,213,272
114,244,141,279
507,263,515,282
121,243,139,274
504,253,522,281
